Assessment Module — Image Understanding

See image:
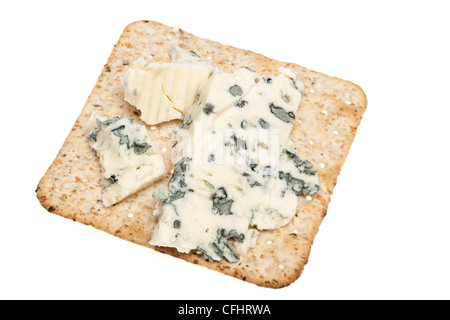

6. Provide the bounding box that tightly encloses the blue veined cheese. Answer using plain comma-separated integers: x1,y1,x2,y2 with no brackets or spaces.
121,47,215,125
177,66,304,164
88,117,166,207
244,140,320,230
150,66,319,262
181,66,261,130
225,67,304,143
234,228,259,257
150,158,252,262
278,140,321,196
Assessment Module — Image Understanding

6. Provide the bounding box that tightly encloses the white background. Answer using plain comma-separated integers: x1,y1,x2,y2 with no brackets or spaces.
1,0,449,300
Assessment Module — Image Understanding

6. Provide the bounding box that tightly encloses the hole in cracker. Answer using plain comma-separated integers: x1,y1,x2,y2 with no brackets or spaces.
310,89,316,93
333,130,339,135
345,100,352,105
161,147,168,153
306,195,312,201
266,240,272,245
279,264,285,270
321,110,328,115
207,56,212,60
128,213,134,218
319,163,326,168
308,140,314,145
150,126,157,131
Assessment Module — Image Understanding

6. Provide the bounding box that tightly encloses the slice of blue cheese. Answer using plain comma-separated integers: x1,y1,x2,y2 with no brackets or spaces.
88,117,166,207
150,66,320,262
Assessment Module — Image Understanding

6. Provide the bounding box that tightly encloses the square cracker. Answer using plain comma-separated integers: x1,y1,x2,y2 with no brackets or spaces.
36,20,367,288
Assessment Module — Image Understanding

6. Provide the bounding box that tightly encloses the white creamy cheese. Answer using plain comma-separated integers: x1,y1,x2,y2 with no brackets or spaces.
88,117,166,207
121,48,215,125
150,63,320,262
